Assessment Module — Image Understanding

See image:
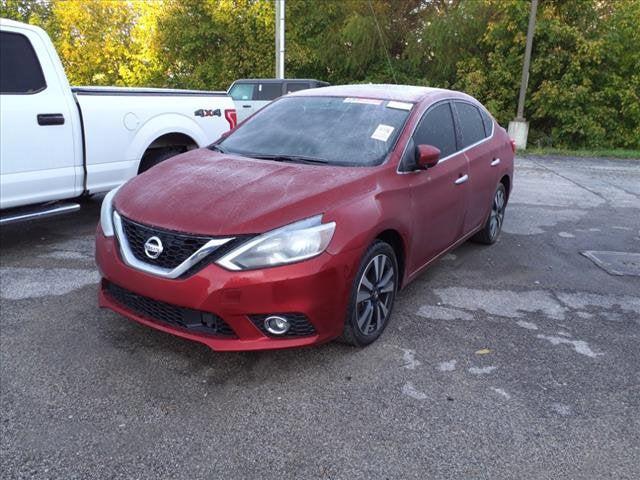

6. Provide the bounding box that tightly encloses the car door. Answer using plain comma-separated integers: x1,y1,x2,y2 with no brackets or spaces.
228,82,257,122
453,101,497,233
406,101,469,272
0,28,77,209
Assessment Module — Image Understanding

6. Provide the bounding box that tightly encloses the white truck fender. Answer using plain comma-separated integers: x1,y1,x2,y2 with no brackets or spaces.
126,113,210,167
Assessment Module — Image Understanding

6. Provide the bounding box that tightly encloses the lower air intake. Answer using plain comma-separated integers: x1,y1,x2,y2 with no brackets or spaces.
105,281,236,337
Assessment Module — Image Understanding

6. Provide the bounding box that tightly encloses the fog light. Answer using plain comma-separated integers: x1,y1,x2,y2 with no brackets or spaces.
264,316,290,335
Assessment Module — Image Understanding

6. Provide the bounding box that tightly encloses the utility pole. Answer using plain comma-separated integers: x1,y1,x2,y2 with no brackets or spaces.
275,0,285,79
508,0,538,150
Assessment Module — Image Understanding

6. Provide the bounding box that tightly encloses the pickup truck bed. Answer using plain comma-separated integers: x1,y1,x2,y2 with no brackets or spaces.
0,18,236,220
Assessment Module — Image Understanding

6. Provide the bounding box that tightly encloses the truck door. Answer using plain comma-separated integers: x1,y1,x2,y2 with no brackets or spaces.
229,82,257,122
0,27,78,209
230,81,283,123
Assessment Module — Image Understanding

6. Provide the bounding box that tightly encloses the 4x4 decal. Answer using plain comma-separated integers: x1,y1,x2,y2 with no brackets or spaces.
194,108,221,118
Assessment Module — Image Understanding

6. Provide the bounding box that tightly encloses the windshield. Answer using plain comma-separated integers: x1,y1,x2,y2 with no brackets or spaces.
216,96,413,166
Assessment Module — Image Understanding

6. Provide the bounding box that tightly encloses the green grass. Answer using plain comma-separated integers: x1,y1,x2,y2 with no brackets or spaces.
519,147,640,160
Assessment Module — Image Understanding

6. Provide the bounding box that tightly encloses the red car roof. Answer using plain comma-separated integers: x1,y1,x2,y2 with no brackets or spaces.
290,84,453,103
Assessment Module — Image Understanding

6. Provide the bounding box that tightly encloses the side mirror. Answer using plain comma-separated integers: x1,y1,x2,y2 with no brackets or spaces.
416,144,440,169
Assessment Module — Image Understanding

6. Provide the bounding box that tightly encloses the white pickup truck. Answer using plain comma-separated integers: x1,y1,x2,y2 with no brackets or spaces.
0,19,236,224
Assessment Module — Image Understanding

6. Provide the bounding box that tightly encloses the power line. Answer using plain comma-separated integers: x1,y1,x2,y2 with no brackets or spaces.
367,0,398,84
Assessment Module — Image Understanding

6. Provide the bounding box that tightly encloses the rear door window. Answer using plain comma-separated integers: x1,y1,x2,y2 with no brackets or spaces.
229,83,256,101
256,83,283,101
480,108,493,137
455,102,486,148
285,82,310,94
0,31,46,94
412,102,457,159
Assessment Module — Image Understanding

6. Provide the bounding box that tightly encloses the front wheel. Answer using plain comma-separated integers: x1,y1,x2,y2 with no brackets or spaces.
472,183,507,245
340,241,398,347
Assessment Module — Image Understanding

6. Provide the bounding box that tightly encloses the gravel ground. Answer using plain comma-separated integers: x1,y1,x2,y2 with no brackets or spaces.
1,155,639,479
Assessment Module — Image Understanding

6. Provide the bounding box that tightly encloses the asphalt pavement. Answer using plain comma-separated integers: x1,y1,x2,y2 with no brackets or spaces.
1,156,639,479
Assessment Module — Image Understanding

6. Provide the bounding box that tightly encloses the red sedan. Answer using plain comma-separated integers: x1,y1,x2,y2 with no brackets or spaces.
96,84,514,351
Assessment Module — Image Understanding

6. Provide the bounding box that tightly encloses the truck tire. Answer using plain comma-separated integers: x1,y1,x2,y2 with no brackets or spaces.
138,147,184,174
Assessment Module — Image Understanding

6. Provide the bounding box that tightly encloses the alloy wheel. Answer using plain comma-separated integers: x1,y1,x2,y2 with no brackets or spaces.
489,187,506,240
356,254,396,335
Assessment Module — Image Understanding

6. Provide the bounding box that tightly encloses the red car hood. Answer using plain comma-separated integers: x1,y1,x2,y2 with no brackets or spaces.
114,149,377,235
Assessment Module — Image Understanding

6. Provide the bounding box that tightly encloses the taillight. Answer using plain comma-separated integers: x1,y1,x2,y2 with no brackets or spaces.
510,139,516,153
224,109,237,130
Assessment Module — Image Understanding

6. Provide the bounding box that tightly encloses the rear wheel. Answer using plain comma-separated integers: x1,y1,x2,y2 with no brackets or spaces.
341,241,398,347
472,183,506,245
138,147,184,174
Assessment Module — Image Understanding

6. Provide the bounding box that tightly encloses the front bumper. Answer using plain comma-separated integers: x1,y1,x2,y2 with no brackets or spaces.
96,229,360,351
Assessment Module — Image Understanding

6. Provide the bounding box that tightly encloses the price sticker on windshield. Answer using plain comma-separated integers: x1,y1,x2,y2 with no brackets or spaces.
371,124,395,142
344,97,383,105
387,101,413,111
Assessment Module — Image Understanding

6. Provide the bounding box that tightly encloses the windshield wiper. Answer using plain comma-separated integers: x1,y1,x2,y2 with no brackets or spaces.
250,154,329,165
208,144,227,154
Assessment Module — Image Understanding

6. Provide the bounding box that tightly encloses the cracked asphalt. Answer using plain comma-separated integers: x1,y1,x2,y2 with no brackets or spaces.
1,156,639,479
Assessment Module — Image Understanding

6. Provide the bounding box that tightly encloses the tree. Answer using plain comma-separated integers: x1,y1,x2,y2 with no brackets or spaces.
48,0,142,86
454,0,640,148
150,0,275,90
0,0,53,25
1,0,637,148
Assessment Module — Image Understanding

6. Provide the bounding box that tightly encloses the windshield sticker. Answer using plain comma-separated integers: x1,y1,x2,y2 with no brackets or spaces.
344,97,383,105
371,124,395,142
387,101,413,111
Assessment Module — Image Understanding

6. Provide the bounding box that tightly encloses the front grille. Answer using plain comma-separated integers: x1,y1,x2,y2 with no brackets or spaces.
249,313,316,338
119,216,251,276
120,216,213,269
105,281,236,337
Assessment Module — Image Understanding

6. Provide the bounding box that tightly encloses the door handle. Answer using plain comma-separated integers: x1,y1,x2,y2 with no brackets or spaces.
242,105,251,108
490,158,501,167
454,174,469,185
37,113,65,126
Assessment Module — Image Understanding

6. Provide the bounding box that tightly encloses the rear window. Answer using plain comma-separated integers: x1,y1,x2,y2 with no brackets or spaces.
285,82,310,94
455,102,486,148
256,83,282,101
480,108,494,136
0,31,46,94
218,96,412,166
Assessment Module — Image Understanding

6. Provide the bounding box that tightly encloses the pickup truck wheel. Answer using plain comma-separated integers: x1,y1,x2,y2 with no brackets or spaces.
138,147,184,174
340,241,398,347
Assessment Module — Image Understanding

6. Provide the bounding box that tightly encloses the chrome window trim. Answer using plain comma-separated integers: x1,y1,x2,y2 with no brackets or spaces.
396,98,495,174
113,211,234,279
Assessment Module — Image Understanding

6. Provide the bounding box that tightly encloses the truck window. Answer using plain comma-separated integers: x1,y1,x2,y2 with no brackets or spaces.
285,82,310,94
229,83,255,101
0,32,46,94
256,83,282,101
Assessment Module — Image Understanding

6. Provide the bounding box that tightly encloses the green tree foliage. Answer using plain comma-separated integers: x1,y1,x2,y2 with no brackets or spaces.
147,0,275,89
0,0,53,25
1,0,638,149
49,0,143,85
454,0,640,148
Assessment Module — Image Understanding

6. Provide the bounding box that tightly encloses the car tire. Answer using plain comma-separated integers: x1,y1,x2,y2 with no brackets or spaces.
138,147,184,174
340,241,398,347
472,183,507,245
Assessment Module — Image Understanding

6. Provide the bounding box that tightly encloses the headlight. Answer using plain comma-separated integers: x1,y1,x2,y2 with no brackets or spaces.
100,186,121,237
216,215,336,270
